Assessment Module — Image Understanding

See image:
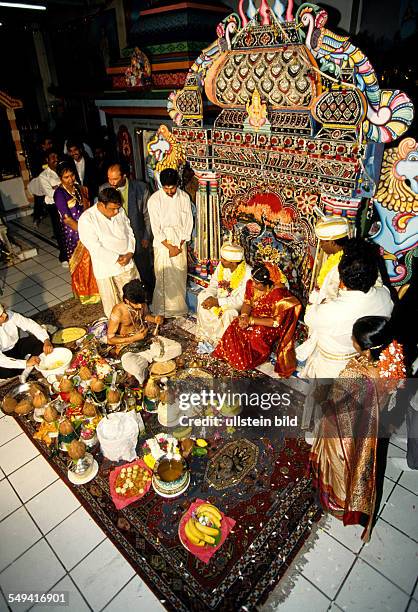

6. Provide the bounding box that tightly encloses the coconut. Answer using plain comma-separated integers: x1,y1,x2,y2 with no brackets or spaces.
107,388,120,404
44,404,59,423
144,378,160,400
82,402,97,417
32,391,48,409
59,378,73,393
15,399,33,415
90,378,105,393
2,396,17,414
59,419,73,436
79,366,92,381
180,438,194,458
29,382,44,399
68,439,86,461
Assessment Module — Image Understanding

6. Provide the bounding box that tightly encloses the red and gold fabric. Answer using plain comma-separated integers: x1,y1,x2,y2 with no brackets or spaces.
213,279,301,377
69,241,101,305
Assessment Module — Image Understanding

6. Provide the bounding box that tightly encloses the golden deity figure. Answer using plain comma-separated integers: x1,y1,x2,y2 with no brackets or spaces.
244,89,271,134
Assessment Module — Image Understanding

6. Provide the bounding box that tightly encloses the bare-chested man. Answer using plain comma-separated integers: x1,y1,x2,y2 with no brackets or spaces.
107,279,182,384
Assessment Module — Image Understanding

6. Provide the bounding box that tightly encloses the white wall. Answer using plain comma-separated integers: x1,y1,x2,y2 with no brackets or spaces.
0,178,30,212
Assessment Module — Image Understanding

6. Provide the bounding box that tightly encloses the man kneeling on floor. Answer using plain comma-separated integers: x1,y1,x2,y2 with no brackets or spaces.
106,279,182,384
0,304,53,379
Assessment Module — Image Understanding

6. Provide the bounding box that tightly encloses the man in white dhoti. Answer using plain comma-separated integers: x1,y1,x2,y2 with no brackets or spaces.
299,247,393,378
197,242,252,347
106,279,182,384
147,168,193,317
78,187,139,318
309,216,349,306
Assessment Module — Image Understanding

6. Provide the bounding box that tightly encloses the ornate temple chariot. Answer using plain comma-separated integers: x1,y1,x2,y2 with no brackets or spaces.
150,0,414,301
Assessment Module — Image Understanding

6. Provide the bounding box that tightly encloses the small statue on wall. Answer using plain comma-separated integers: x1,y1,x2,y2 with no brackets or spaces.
125,47,151,89
243,90,271,134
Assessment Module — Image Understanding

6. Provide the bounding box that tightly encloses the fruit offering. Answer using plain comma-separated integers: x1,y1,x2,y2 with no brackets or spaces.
115,464,151,498
184,503,222,548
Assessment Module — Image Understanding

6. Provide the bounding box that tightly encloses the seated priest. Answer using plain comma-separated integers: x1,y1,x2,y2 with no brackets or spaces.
213,264,302,377
197,242,252,348
106,279,182,384
0,304,53,379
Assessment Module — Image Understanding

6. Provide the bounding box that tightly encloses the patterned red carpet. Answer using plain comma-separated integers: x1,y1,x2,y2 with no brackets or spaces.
4,299,321,611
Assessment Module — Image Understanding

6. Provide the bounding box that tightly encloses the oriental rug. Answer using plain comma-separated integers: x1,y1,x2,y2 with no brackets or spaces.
2,298,321,611
14,414,320,611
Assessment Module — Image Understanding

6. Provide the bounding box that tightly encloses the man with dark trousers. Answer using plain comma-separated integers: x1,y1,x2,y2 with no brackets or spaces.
101,163,155,292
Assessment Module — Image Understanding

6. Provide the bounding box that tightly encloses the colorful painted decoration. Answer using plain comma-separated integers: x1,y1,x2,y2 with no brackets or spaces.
125,47,151,89
147,125,186,186
369,138,418,286
295,2,414,143
165,0,414,300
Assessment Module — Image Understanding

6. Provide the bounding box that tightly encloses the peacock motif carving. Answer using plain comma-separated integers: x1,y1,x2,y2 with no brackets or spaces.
295,2,414,143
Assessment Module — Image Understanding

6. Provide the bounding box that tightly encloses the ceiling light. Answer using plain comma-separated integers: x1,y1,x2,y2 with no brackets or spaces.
0,2,46,9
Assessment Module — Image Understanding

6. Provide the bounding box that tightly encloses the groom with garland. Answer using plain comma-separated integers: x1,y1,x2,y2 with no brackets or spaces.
197,242,252,349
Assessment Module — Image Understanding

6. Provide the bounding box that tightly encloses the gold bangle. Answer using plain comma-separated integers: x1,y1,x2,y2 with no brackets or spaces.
272,320,279,328
249,316,254,325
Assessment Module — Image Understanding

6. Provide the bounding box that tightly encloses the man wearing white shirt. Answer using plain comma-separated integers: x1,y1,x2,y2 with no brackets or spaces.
197,242,252,346
299,248,393,378
38,150,67,265
0,304,53,379
78,187,139,318
147,168,193,317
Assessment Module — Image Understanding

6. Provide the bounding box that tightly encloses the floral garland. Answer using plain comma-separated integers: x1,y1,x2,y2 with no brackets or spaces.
212,261,246,319
317,251,343,288
378,340,406,379
217,261,246,297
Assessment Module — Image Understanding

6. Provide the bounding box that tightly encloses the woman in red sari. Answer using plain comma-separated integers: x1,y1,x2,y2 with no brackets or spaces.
213,264,301,377
310,316,406,541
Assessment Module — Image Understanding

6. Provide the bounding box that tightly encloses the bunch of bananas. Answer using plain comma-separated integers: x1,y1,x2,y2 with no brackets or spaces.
184,503,222,548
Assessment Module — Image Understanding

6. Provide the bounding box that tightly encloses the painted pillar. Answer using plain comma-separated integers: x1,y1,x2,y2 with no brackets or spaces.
6,107,32,203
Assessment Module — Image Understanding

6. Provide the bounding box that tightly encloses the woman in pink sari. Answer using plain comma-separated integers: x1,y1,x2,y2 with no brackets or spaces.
213,264,301,377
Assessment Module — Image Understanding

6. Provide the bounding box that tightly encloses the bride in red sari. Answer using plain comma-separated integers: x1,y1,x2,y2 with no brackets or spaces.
213,264,301,377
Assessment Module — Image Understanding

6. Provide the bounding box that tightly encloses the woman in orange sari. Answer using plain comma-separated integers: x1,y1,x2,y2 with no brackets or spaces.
213,264,301,377
54,162,100,304
310,316,406,541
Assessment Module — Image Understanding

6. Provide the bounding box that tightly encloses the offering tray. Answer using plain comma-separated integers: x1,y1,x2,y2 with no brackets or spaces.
152,454,190,498
152,471,190,498
9,381,49,404
109,459,152,509
52,327,86,346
